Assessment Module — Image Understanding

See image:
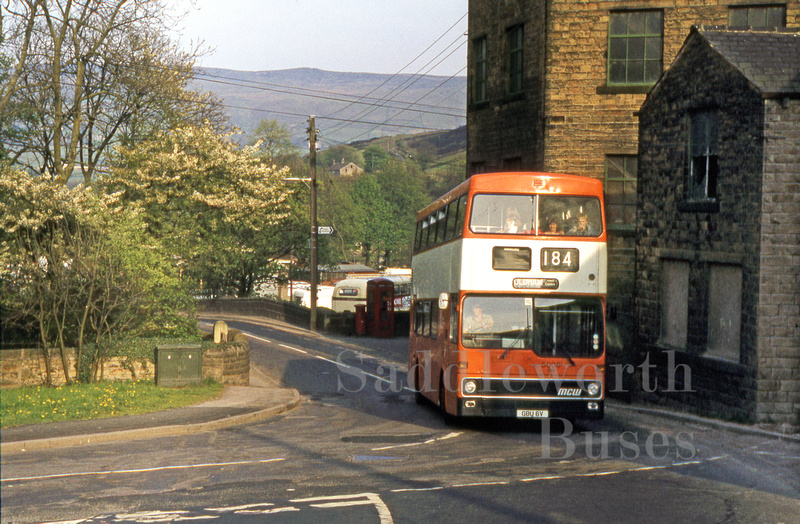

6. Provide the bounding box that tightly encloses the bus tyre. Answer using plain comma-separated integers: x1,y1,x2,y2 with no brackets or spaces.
439,375,455,425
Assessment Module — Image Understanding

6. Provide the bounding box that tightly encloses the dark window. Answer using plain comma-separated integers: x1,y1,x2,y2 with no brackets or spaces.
414,300,437,339
689,110,719,201
507,24,524,94
729,5,786,29
414,220,424,252
605,155,638,228
492,246,532,271
421,215,432,249
444,199,459,241
473,36,488,103
434,207,448,244
608,11,663,85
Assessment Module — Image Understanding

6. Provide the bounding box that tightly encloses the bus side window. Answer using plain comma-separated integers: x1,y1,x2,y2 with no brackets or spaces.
426,214,436,249
449,294,459,343
419,218,430,251
444,200,457,241
435,207,447,244
454,195,467,237
430,300,438,340
414,220,423,252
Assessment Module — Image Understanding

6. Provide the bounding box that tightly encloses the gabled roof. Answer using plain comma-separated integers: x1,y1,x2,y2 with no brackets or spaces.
695,27,800,96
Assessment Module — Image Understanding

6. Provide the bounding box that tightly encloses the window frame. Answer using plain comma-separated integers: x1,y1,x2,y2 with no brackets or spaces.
688,109,719,202
728,4,786,29
473,36,488,104
607,10,664,86
604,154,638,231
507,24,524,95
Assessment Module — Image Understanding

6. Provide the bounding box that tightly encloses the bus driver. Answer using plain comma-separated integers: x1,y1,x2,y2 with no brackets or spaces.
464,303,494,333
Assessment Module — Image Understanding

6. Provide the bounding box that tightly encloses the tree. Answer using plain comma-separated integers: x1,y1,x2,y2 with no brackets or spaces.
363,144,392,173
0,0,225,185
103,123,295,297
0,167,194,384
325,158,427,267
249,119,297,167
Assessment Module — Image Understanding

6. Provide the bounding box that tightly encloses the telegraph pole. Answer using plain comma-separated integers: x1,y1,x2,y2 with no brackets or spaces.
308,115,318,332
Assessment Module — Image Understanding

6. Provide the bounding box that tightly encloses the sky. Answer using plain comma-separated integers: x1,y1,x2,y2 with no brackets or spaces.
170,1,469,77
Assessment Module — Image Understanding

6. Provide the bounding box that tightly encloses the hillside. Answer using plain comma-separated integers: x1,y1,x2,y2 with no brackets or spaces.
191,67,467,148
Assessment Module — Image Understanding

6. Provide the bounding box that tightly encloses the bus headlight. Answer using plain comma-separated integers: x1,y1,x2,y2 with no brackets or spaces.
463,380,477,395
587,382,600,396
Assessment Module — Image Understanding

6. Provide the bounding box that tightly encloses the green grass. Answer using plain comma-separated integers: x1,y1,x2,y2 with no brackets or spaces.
0,379,224,428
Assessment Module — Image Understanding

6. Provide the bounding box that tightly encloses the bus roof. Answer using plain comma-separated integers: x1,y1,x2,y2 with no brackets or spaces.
417,172,603,218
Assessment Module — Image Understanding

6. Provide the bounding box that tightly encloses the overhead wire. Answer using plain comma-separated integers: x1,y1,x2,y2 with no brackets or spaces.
15,11,470,145
321,12,468,135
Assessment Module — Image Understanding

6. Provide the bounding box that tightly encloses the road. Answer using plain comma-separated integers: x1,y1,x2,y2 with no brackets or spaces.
2,317,799,523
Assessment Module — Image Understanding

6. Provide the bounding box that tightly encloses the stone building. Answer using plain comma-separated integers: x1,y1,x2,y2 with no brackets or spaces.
636,27,800,428
467,1,800,332
329,161,364,178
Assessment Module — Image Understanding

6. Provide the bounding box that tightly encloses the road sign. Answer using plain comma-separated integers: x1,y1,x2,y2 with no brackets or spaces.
317,226,333,235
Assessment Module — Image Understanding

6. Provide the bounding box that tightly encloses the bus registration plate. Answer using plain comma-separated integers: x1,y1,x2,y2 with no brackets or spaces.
517,409,549,418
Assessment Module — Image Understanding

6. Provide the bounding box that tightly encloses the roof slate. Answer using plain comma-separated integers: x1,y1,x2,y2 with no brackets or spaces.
698,28,800,95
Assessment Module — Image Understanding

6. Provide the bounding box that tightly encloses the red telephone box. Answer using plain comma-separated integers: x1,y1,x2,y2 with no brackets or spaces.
366,278,394,338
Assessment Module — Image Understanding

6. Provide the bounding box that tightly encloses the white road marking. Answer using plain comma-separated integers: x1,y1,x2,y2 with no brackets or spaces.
372,432,463,451
279,343,308,354
245,333,273,344
291,493,393,524
2,458,285,483
240,328,413,392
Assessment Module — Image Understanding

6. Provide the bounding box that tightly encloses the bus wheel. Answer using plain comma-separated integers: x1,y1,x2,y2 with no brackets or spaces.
439,375,455,425
414,364,425,405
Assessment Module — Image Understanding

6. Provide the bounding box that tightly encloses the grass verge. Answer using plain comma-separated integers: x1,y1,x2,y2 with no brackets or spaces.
1,379,225,428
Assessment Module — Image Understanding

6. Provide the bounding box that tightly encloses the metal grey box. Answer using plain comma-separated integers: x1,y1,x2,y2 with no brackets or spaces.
155,344,202,386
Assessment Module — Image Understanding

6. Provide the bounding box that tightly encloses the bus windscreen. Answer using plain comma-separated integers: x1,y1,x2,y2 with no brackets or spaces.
461,295,603,358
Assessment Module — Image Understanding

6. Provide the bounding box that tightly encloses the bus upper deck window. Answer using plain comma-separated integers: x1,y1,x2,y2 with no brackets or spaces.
470,194,535,234
539,196,603,237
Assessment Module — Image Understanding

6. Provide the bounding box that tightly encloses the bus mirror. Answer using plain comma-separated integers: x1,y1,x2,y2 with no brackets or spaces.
438,292,449,310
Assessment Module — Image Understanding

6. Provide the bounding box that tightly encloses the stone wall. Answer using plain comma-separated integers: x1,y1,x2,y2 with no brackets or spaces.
466,0,547,174
636,30,799,428
757,98,800,426
201,330,250,386
198,297,311,327
1,336,250,388
1,348,154,387
466,0,800,357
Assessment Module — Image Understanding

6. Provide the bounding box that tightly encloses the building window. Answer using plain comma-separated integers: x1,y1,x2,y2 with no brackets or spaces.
729,5,786,29
707,264,742,362
507,24,524,95
660,259,689,350
605,155,637,229
688,110,719,201
608,10,663,85
473,36,488,104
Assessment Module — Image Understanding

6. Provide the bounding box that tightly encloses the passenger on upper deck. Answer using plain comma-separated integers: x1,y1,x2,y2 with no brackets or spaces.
545,216,564,235
503,208,522,233
567,212,598,236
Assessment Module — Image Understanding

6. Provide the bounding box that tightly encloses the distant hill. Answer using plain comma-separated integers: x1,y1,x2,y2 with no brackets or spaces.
191,67,467,148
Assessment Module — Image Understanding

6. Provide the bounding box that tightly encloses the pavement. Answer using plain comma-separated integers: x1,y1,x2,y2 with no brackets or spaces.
2,318,798,455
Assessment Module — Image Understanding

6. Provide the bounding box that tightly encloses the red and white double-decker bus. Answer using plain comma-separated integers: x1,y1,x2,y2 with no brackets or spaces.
409,172,607,421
